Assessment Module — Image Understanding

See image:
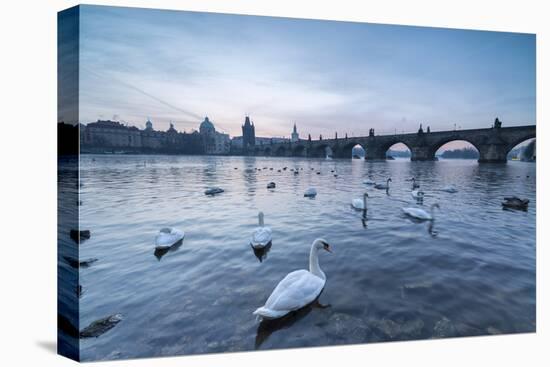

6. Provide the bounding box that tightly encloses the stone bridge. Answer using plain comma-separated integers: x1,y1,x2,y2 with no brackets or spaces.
250,123,535,163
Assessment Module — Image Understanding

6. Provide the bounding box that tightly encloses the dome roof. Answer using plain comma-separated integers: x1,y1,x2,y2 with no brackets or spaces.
200,117,215,131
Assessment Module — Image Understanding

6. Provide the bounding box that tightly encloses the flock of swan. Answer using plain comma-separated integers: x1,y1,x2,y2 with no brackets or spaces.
154,167,458,322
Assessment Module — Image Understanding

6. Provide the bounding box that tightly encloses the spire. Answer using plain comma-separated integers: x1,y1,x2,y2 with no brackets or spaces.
293,122,297,133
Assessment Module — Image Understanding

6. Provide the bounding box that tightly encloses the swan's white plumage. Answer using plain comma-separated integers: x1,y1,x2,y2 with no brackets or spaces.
251,227,272,249
441,185,458,193
253,238,331,320
352,198,365,210
363,179,376,185
253,270,325,320
402,207,432,220
155,228,184,248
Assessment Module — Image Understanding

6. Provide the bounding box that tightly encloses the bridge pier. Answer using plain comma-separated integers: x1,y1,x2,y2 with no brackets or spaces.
410,145,436,161
477,143,508,163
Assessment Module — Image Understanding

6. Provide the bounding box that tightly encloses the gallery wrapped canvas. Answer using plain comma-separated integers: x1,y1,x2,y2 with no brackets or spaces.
58,4,536,362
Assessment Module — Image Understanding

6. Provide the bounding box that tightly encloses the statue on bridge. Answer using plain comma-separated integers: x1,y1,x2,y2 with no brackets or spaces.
369,128,375,137
494,117,502,129
427,126,430,133
418,124,424,134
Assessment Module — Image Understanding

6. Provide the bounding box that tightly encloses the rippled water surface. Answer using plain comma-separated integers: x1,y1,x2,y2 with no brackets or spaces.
71,155,535,360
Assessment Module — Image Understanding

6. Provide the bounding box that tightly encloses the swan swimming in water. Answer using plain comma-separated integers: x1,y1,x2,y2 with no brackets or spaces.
155,227,185,249
441,185,458,193
304,188,317,197
250,212,272,249
253,238,332,320
352,192,368,210
402,203,440,221
375,178,392,191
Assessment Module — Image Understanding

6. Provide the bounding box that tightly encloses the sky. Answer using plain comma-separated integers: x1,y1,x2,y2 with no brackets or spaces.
74,5,536,145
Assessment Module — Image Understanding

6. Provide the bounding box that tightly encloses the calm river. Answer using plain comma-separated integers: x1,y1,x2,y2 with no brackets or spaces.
70,155,535,360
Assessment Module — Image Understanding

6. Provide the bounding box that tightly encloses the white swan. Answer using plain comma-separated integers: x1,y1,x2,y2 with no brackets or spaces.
304,188,317,197
253,238,332,320
441,185,458,193
155,227,185,249
402,203,439,221
352,192,368,210
375,178,392,190
250,212,272,249
411,189,425,200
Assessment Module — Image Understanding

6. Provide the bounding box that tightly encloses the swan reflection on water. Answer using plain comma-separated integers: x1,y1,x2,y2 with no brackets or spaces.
153,239,183,260
251,242,272,263
254,297,329,349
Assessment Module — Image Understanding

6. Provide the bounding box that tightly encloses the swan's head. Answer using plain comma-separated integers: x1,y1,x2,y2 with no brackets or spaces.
313,238,332,253
387,178,392,183
363,192,369,198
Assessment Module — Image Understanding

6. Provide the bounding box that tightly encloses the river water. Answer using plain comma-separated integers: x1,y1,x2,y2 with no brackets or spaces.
70,155,535,361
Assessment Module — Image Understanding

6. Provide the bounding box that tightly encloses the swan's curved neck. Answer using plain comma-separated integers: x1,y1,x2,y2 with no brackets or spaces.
309,246,326,280
363,194,367,210
258,213,264,226
430,205,436,219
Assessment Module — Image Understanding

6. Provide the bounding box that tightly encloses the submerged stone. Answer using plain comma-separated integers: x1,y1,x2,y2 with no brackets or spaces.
80,314,123,338
433,317,457,338
325,313,371,343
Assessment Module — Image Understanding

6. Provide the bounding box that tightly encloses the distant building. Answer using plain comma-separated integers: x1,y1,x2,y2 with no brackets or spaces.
80,119,204,154
145,118,153,131
199,116,230,155
291,123,299,142
242,116,256,150
80,120,142,148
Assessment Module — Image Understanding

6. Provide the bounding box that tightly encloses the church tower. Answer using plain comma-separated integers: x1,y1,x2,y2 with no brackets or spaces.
291,123,299,142
242,116,255,149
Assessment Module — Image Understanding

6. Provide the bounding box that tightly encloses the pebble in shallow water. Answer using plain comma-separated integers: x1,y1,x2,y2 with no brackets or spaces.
432,317,457,338
80,314,123,338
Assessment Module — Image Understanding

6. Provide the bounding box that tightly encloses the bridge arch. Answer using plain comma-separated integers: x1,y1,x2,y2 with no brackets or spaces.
506,137,536,161
377,140,414,160
292,144,307,157
433,139,480,160
428,137,481,160
384,142,412,159
505,133,536,158
274,145,287,157
335,141,363,158
311,144,333,158
351,144,366,159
